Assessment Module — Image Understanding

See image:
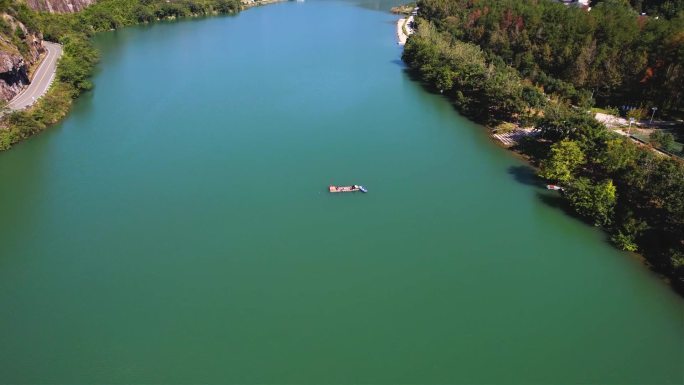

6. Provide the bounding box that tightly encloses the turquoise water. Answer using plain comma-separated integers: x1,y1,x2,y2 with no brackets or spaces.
0,1,682,383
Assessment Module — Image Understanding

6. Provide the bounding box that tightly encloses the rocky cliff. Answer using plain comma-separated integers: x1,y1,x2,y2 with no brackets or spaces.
0,14,43,102
25,0,95,13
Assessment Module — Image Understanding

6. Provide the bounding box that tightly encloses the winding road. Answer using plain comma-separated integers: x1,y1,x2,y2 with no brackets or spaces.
8,42,62,111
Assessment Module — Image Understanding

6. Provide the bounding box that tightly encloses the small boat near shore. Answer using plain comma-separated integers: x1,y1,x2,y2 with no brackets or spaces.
329,185,368,193
547,184,564,191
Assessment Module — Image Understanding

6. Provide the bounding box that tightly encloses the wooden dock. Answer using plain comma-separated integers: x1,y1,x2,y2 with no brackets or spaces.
492,128,537,147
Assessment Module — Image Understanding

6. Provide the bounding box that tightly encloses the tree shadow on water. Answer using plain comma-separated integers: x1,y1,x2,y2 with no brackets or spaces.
537,191,604,230
536,191,576,216
508,165,595,225
390,59,406,68
507,165,545,189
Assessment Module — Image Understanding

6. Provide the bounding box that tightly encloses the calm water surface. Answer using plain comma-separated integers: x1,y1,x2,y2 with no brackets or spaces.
0,1,682,383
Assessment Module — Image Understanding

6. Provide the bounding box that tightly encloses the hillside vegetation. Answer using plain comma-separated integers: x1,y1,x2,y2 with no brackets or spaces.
420,0,684,113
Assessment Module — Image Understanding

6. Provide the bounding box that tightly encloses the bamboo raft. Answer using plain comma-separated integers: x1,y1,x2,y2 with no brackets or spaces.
329,185,368,193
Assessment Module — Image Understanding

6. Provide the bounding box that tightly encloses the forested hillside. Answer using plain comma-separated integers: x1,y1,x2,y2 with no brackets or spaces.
594,0,684,18
402,0,684,292
420,0,683,113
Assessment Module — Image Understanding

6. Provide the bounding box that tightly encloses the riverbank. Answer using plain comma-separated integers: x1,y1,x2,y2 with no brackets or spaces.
402,20,684,295
0,0,282,151
488,124,684,291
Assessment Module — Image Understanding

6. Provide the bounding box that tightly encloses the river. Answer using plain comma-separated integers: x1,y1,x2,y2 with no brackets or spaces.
0,1,682,383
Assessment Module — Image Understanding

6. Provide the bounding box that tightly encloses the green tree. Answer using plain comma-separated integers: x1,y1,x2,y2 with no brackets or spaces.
539,139,585,183
649,130,675,151
565,178,618,226
538,105,606,149
626,108,646,121
610,213,647,251
599,137,638,173
133,5,154,22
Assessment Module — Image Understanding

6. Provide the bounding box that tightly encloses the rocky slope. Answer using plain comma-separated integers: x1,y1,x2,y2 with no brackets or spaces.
25,0,95,13
0,14,43,102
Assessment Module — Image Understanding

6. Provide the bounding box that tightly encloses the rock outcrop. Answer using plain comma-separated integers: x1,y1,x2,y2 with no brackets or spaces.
0,52,30,101
25,0,95,13
0,14,44,102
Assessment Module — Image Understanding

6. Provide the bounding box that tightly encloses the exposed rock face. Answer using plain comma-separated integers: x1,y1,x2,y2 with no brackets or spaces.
0,15,44,102
26,0,95,13
0,52,30,101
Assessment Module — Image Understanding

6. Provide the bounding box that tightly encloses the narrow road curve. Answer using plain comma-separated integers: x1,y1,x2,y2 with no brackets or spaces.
8,42,63,111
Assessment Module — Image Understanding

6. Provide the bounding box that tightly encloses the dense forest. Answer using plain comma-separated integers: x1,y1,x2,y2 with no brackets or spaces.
402,0,684,292
0,0,242,150
595,0,684,18
419,0,684,113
